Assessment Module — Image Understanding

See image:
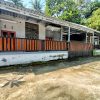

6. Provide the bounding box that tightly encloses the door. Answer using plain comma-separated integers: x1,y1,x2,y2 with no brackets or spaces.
1,31,9,51
1,30,16,51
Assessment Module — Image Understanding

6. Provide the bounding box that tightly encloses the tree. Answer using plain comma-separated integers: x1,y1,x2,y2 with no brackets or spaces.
73,0,84,6
9,0,23,7
86,8,100,31
45,0,81,24
31,0,44,13
80,1,100,18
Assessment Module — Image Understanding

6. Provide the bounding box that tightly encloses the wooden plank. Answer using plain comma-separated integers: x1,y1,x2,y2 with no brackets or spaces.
11,38,15,51
23,39,26,51
4,38,7,51
27,39,30,51
7,38,11,51
31,40,34,51
0,38,3,51
17,39,21,51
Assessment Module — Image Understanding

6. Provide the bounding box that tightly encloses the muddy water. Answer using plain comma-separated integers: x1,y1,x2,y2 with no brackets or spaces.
0,57,100,100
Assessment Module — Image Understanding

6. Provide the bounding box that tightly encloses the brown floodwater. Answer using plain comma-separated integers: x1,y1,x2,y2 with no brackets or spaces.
0,57,100,100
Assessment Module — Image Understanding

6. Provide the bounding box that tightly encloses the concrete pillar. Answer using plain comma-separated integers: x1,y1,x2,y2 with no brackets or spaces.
86,33,87,43
60,26,63,41
68,26,70,42
16,20,25,38
92,32,95,45
39,22,46,40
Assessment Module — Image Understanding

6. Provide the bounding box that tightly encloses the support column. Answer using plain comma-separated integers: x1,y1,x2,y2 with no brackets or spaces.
39,22,46,40
60,26,63,41
68,26,70,42
92,32,95,45
86,32,87,43
68,26,71,51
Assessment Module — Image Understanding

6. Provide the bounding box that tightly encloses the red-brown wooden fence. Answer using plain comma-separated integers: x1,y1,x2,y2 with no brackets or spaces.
69,41,93,52
0,37,68,52
0,37,94,52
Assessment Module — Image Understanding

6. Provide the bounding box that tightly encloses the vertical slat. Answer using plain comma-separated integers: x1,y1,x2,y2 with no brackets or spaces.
7,38,11,51
53,41,55,50
4,38,7,51
17,39,21,51
27,39,30,51
11,38,13,51
46,40,48,50
48,40,50,50
29,40,32,51
32,40,34,51
0,38,3,51
38,40,42,51
23,39,26,51
20,39,23,51
34,40,36,51
45,40,46,51
51,41,53,50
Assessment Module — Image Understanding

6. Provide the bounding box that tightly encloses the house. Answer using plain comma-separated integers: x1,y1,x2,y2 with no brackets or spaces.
0,0,100,66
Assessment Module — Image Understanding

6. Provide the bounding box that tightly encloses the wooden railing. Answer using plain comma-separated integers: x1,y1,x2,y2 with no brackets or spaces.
0,37,94,52
0,37,68,52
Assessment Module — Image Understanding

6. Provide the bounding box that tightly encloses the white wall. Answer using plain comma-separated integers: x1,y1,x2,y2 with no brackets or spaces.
16,20,25,38
0,17,25,38
39,22,46,40
0,51,68,66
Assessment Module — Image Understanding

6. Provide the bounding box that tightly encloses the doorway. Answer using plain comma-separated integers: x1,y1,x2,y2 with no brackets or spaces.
1,30,16,51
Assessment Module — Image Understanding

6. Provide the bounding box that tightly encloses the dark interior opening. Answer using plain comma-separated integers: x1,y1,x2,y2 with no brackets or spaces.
64,33,86,41
25,22,39,39
10,33,14,38
2,32,8,37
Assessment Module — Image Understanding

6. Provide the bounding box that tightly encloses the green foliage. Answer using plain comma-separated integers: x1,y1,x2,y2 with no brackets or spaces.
45,0,81,24
9,0,23,7
81,1,100,18
73,0,84,6
86,8,100,31
31,0,44,13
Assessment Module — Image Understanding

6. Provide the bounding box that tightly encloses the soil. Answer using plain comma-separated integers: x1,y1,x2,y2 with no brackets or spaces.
0,57,100,100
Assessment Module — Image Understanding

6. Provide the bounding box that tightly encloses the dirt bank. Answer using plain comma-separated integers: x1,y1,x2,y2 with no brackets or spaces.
0,57,100,100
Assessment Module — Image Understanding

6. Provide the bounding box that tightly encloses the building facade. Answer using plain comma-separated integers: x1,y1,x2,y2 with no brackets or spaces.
0,0,99,44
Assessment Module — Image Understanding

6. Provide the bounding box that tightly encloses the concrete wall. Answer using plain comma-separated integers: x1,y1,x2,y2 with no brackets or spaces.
0,51,68,66
39,22,46,40
0,15,25,38
46,30,61,41
53,31,61,41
